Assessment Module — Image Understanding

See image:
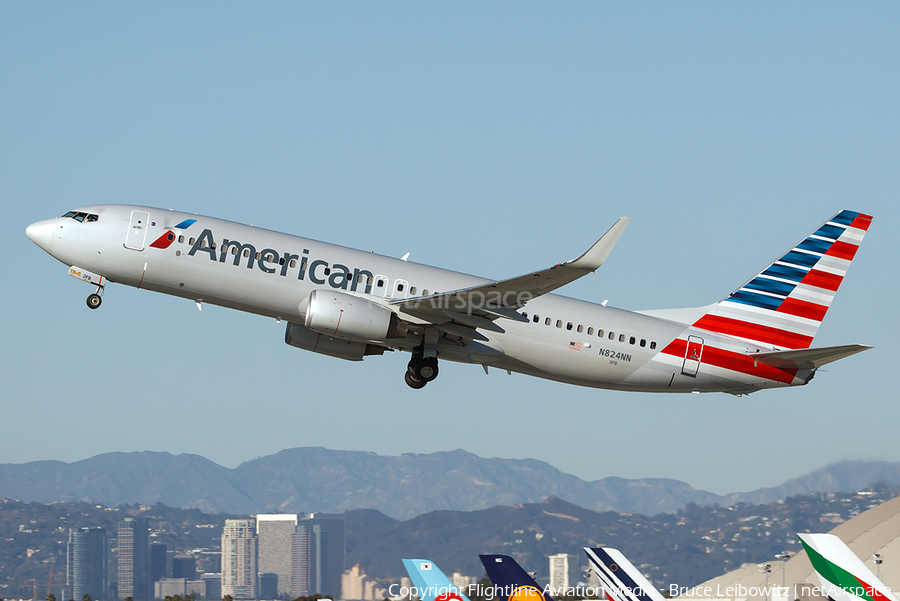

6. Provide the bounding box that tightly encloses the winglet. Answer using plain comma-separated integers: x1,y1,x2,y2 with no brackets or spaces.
566,217,630,271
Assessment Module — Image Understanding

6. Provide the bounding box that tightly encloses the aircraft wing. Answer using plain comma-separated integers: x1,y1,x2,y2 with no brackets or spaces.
750,344,872,370
390,217,629,326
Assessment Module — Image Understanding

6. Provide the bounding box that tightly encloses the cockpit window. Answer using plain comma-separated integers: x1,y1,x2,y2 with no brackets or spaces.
62,211,99,223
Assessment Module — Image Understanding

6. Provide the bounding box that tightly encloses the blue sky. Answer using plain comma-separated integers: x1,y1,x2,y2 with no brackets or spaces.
2,3,897,497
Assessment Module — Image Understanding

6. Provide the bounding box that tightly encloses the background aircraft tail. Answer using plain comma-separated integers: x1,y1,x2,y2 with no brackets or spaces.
798,533,898,601
584,547,667,601
692,210,872,350
402,559,472,601
479,554,553,601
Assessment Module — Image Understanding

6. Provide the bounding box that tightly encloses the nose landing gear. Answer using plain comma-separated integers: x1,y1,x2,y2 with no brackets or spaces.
86,293,102,309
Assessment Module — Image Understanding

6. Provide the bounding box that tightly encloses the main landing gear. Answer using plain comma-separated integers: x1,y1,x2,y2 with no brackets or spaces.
405,348,440,389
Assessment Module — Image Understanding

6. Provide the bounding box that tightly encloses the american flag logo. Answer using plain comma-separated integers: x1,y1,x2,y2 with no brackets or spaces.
421,562,432,570
569,341,583,351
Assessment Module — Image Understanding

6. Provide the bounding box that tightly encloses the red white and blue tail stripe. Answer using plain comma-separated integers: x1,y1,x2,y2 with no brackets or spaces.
694,209,872,350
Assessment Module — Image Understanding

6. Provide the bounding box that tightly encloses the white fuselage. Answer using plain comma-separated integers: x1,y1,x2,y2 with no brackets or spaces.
26,205,812,394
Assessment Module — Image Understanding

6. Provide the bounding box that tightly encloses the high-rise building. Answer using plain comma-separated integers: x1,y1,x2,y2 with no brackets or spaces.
257,514,299,598
150,543,168,585
67,527,109,601
221,519,257,600
118,518,151,601
548,554,580,596
172,555,197,580
341,564,367,601
297,515,344,598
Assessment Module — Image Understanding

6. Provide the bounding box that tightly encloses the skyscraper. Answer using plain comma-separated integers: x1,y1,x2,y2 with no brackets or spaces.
221,519,257,600
67,527,109,601
150,543,168,585
548,553,580,596
118,518,150,601
297,515,344,598
257,514,299,598
172,555,197,580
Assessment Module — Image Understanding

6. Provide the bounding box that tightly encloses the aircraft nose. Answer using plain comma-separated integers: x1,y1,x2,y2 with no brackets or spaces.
26,219,54,252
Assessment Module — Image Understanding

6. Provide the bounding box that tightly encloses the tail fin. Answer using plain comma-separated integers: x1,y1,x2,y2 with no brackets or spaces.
693,210,873,349
479,555,553,601
401,559,472,601
584,548,666,601
798,533,898,601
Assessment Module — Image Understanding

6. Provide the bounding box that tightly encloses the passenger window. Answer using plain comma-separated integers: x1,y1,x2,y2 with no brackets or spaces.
566,322,573,330
255,252,261,260
587,327,594,335
629,336,635,345
231,246,238,255
533,315,539,323
190,237,196,245
556,320,562,328
279,257,285,265
410,287,417,295
640,339,646,347
290,259,297,268
367,277,374,285
598,329,604,337
619,334,626,342
178,235,185,244
397,283,404,292
243,248,250,258
545,317,551,326
377,280,384,288
577,325,583,333
423,289,429,295
650,341,657,350
324,268,331,276
211,242,216,250
609,332,615,340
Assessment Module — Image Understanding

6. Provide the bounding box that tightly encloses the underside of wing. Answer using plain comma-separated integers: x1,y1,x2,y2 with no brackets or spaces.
390,217,629,328
750,344,872,370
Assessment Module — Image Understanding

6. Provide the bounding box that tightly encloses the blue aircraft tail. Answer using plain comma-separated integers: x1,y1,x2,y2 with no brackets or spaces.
402,559,472,601
479,554,552,601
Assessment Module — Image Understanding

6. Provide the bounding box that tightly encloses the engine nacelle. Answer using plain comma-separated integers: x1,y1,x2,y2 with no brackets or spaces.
284,322,386,362
304,289,403,343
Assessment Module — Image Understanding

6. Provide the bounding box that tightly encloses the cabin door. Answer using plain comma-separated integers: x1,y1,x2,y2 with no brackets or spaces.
682,335,704,377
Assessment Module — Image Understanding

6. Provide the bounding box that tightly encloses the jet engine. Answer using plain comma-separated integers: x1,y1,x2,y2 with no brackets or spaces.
304,289,405,343
284,321,386,362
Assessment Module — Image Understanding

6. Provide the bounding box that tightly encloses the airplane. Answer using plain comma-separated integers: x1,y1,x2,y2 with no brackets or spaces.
401,558,472,601
26,205,872,392
584,547,666,601
479,554,553,601
798,533,898,601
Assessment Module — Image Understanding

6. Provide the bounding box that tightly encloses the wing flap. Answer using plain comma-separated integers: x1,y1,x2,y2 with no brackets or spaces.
750,344,872,370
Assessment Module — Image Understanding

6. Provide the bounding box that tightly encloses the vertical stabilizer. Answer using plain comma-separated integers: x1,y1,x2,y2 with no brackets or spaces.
584,547,667,601
479,554,553,601
692,210,872,349
798,533,898,601
402,559,472,601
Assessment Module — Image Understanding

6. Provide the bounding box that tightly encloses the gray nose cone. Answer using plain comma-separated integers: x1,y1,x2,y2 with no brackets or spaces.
26,220,54,252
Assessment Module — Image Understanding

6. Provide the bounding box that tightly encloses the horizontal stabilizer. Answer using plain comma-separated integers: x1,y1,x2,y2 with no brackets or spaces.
750,344,871,370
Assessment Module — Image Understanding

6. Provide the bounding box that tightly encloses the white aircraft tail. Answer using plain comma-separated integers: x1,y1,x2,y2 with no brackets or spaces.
584,547,666,601
798,533,897,601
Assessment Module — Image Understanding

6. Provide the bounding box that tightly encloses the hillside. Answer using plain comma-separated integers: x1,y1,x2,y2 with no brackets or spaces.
2,448,899,520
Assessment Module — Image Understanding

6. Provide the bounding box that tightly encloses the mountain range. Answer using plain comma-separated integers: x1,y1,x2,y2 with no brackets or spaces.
1,447,898,520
